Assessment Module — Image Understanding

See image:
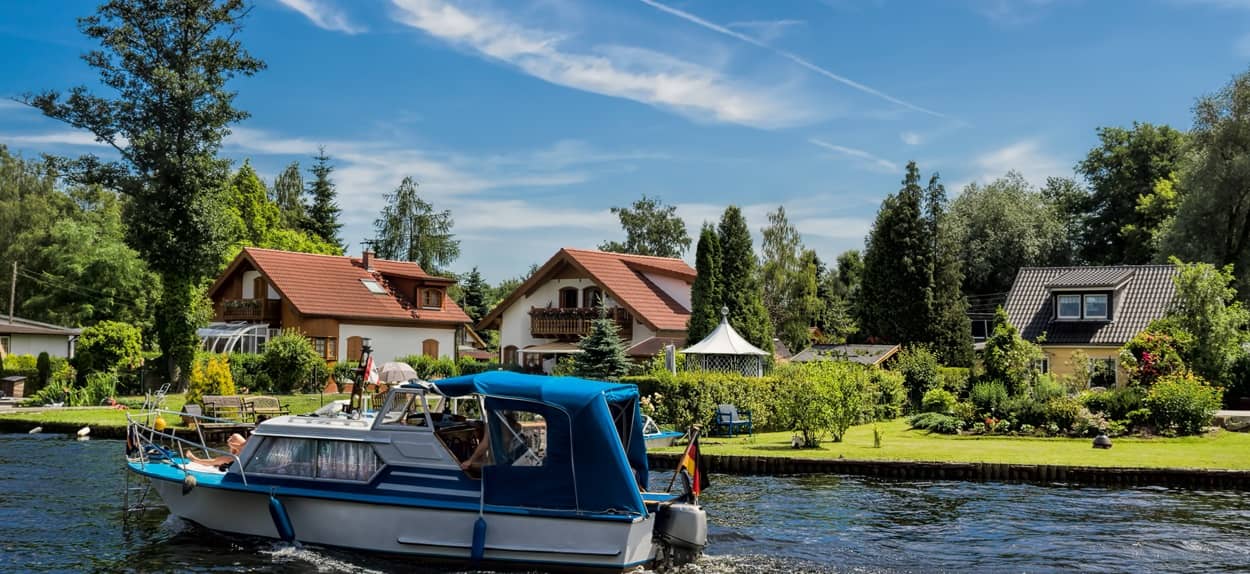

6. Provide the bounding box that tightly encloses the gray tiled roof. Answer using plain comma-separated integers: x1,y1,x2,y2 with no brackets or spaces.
790,344,900,365
1046,267,1136,288
1004,265,1177,345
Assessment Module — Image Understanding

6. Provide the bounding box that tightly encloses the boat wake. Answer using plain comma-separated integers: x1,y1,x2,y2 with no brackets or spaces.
262,543,390,574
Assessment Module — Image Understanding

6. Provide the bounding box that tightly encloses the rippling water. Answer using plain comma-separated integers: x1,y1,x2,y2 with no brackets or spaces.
2,433,1248,573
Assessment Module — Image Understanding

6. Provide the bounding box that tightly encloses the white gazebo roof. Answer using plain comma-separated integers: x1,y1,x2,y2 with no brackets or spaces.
680,310,769,356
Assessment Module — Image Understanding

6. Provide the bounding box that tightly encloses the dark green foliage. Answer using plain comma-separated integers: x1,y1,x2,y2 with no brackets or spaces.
921,388,957,414
926,175,975,367
686,223,722,345
717,206,773,353
814,254,858,344
908,412,963,434
458,267,490,323
36,352,51,389
981,308,1043,392
396,354,459,380
1227,352,1250,406
573,307,631,381
599,194,691,258
860,163,932,346
272,161,306,229
866,367,907,420
937,367,971,396
227,352,270,393
1077,122,1186,265
305,148,343,248
372,176,460,273
1163,260,1248,385
74,320,143,376
263,331,322,393
970,381,1009,417
892,345,940,409
1144,373,1223,435
1080,386,1147,421
26,0,265,385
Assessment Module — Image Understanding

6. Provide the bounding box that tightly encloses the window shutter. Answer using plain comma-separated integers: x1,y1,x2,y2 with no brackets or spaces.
422,338,439,358
347,336,363,361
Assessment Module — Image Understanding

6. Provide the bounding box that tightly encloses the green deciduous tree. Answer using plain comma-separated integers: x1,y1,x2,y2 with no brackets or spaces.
717,206,773,354
949,172,1070,295
760,207,820,353
226,161,280,246
74,320,143,376
25,0,265,384
981,307,1043,393
1164,69,1250,296
263,330,322,393
305,147,343,248
272,161,306,229
1164,259,1249,384
1077,122,1187,265
574,306,631,381
686,223,722,345
599,194,691,258
372,176,460,274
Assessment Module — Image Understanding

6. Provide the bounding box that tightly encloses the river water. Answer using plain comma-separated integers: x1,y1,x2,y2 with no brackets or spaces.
2,433,1248,573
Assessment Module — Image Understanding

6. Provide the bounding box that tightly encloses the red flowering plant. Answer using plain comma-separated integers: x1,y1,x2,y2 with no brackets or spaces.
1119,325,1189,386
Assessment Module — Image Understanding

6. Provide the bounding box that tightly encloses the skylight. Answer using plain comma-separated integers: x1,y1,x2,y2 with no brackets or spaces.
361,279,387,294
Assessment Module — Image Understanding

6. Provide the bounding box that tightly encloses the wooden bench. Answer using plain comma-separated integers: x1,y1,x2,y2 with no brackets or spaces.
245,396,290,422
198,395,255,440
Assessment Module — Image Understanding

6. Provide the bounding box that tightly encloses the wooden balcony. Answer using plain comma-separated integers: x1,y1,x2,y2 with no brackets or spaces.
220,298,282,323
529,306,633,339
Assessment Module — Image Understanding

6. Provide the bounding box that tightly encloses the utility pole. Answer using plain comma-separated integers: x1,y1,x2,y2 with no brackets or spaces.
8,261,15,325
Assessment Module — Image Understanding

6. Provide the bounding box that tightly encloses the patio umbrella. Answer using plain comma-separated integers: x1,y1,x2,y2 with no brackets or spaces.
378,361,419,383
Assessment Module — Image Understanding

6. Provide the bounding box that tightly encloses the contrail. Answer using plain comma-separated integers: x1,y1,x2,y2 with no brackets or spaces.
638,0,947,119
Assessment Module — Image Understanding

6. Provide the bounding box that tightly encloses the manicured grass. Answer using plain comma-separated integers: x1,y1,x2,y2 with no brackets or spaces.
0,393,351,429
655,419,1250,470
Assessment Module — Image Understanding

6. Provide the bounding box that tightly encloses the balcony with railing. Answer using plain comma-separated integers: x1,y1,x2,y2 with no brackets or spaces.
219,298,282,323
529,306,633,339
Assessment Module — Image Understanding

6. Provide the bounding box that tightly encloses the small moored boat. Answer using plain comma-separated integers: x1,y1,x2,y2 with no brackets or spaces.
125,371,707,571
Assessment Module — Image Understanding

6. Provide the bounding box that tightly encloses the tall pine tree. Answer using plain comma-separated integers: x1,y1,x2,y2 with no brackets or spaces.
687,223,722,345
272,161,306,229
459,266,490,323
574,306,630,381
718,206,774,353
305,147,343,249
859,162,936,346
925,174,974,367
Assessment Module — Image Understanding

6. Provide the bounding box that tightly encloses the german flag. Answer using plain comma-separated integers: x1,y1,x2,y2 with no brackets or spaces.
677,433,709,496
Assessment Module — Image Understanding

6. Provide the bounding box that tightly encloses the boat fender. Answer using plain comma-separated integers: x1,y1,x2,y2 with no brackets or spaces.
181,474,197,495
269,495,296,542
28,426,42,434
470,517,487,562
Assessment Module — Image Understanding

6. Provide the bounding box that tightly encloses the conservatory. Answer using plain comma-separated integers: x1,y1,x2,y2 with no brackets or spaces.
197,322,275,354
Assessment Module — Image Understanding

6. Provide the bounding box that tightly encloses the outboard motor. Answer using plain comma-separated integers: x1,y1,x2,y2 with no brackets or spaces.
655,502,707,566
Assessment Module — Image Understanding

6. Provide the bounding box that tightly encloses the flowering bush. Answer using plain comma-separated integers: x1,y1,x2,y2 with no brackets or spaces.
1120,327,1189,386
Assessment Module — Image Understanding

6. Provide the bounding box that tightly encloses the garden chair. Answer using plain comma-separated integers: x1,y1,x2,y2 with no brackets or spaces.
710,404,752,437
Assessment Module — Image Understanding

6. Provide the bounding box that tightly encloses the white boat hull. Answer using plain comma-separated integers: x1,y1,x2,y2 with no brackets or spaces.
147,476,658,571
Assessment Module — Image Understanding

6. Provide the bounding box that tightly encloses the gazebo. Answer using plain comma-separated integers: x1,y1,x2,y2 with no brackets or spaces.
680,307,769,377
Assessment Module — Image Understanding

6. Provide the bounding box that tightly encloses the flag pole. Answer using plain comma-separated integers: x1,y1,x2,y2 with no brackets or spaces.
666,425,702,493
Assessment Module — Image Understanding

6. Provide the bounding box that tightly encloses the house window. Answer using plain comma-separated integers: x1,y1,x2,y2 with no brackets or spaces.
312,337,337,360
422,338,439,358
559,287,579,309
361,279,387,294
583,287,603,309
1090,358,1117,388
1084,294,1109,319
970,319,989,341
421,288,443,310
503,345,518,365
1033,357,1050,374
1057,294,1082,319
0,335,9,355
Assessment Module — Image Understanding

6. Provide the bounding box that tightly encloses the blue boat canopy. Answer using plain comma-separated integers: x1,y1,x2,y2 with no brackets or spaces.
433,371,649,516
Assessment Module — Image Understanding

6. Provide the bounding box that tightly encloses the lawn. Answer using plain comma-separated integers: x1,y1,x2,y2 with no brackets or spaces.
0,393,351,429
655,419,1250,470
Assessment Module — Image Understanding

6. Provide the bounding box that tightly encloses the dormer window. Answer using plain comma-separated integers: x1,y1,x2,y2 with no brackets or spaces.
1084,294,1108,319
361,279,387,294
1057,294,1082,319
1055,293,1111,320
421,288,443,310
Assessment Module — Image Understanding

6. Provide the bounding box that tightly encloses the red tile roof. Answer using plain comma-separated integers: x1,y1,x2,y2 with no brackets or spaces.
213,248,471,324
479,248,694,333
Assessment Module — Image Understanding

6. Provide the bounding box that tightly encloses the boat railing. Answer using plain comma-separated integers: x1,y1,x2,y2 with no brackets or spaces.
125,408,249,486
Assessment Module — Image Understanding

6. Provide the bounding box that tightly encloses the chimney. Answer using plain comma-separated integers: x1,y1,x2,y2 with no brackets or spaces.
362,249,373,270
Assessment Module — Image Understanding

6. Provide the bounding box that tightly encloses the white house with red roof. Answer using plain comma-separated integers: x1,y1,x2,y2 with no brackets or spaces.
205,248,473,365
477,248,695,372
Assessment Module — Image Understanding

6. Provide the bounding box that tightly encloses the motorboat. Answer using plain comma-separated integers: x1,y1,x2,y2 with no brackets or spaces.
642,416,684,449
124,371,707,571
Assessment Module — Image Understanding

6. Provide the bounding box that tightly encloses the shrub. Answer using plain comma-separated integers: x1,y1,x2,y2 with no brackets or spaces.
937,367,971,396
970,381,1009,416
263,331,321,394
1042,396,1082,431
36,352,51,390
866,367,907,420
74,320,143,376
82,371,119,406
921,388,958,414
777,361,867,446
3,354,37,370
982,307,1043,392
892,345,940,409
1144,373,1223,435
457,356,511,376
331,360,360,388
1080,386,1146,421
551,356,577,376
952,401,976,423
908,412,963,434
648,371,780,433
227,353,269,393
1119,327,1189,386
187,354,236,405
396,354,460,380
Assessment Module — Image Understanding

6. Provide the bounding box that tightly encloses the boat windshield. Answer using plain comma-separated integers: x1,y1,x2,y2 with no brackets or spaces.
376,390,433,428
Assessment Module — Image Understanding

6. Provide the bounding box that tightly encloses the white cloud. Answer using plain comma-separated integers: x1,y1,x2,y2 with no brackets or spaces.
725,19,805,43
900,131,923,145
389,0,815,129
972,139,1067,184
638,0,948,118
275,0,365,34
808,138,898,173
0,130,113,148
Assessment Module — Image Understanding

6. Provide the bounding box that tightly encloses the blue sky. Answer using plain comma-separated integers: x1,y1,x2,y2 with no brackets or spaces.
1,0,1247,282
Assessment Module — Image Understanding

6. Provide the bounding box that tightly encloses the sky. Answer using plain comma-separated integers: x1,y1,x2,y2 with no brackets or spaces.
0,0,1247,282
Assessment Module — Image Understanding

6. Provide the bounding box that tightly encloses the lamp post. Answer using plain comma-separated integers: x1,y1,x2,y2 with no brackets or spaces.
349,337,373,415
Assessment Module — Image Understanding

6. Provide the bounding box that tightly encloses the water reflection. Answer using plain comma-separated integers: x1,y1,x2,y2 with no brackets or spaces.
2,434,1249,573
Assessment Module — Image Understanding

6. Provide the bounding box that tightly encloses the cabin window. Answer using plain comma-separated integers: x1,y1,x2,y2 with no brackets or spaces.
558,287,578,309
421,288,443,310
422,338,439,358
1056,294,1082,319
1084,294,1109,319
246,437,382,482
583,286,603,308
503,345,518,365
317,441,382,481
246,437,317,478
489,409,547,467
